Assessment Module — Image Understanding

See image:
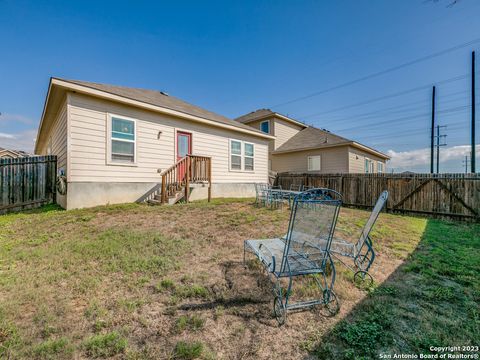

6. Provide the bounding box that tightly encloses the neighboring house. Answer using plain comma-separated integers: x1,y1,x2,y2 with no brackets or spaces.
235,109,389,174
0,148,30,158
35,78,272,210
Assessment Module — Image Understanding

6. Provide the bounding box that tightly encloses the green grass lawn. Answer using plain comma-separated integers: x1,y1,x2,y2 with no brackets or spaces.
0,199,478,359
313,218,480,360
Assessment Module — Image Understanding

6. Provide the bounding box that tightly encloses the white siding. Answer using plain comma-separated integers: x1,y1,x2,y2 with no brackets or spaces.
38,97,68,170
68,93,269,184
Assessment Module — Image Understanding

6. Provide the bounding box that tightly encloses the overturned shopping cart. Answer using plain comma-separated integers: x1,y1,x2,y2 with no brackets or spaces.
244,188,342,324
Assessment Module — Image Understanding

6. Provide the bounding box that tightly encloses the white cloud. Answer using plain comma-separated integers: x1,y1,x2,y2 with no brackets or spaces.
387,145,480,170
0,129,38,153
0,113,34,125
0,133,16,139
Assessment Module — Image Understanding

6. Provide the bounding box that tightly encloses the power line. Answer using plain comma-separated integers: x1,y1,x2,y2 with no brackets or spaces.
298,72,474,120
316,91,469,126
435,125,448,173
334,103,476,133
270,38,480,109
462,155,470,173
345,122,466,142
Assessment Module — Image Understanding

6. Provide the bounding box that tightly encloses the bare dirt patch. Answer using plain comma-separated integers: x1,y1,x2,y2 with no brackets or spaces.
0,199,430,359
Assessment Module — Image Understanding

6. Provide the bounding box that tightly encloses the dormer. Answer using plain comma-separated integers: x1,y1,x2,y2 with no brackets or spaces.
235,109,308,151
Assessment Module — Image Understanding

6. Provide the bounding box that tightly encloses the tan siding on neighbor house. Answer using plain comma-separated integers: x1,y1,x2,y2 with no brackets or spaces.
271,146,349,173
348,146,387,173
243,118,274,152
273,117,304,150
241,116,304,152
68,93,269,183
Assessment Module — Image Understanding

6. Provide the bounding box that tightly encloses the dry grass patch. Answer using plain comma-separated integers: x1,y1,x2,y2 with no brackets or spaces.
0,198,475,359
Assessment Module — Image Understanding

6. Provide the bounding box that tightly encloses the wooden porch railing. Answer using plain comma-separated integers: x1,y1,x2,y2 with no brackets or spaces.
160,155,212,204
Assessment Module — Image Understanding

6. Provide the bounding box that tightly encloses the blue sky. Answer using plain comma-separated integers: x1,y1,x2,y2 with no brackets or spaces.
0,0,479,172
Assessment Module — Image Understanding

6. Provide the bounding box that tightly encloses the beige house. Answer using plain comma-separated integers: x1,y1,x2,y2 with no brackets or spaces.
35,78,272,209
0,148,30,159
235,109,389,174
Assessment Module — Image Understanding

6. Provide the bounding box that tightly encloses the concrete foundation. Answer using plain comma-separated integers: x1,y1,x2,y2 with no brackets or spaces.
188,183,255,201
61,182,256,209
65,182,158,210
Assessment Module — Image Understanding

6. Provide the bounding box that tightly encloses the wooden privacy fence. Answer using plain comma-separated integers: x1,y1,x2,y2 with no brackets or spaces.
0,156,57,213
275,173,480,221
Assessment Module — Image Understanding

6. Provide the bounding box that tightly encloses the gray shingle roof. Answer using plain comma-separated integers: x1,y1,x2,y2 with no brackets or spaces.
58,79,267,136
274,126,352,153
235,109,276,123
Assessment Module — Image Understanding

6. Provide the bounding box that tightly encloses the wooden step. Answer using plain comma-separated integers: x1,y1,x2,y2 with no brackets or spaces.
149,189,185,205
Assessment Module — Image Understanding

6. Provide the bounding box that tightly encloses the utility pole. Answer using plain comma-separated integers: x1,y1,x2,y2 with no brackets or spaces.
431,86,436,174
435,125,447,174
462,155,470,174
472,51,476,173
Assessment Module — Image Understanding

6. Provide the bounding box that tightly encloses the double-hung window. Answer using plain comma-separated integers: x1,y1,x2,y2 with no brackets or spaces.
230,140,242,170
110,116,136,164
365,158,374,173
308,155,321,171
377,161,384,173
244,143,254,170
230,139,255,171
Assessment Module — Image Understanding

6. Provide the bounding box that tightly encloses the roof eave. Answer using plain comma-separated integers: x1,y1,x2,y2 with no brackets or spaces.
272,141,390,160
272,141,354,154
239,112,308,129
34,78,55,153
51,78,274,140
351,142,390,160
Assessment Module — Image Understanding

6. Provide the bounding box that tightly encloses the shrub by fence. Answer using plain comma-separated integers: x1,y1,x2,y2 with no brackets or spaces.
275,172,480,221
0,156,57,213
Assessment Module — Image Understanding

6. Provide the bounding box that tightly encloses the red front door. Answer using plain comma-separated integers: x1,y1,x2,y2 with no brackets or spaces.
177,131,192,179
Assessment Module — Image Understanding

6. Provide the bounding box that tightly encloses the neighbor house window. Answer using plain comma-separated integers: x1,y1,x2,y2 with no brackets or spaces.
308,155,321,171
260,120,270,134
111,116,135,163
230,139,255,171
365,159,374,173
377,162,384,173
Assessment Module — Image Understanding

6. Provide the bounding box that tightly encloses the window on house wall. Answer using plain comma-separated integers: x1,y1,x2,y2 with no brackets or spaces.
230,139,255,171
260,120,270,134
244,143,254,171
378,161,384,173
365,158,372,173
308,155,321,171
111,116,135,163
230,140,242,170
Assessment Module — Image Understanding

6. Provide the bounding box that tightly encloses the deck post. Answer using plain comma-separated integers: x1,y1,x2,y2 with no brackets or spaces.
208,158,212,202
161,174,166,204
185,156,190,203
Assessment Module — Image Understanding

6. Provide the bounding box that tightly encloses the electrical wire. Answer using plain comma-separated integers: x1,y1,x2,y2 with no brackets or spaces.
298,72,474,120
269,38,480,109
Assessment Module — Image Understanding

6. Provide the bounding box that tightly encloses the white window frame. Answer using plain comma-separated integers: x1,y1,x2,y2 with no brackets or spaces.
244,142,255,171
260,120,270,134
229,139,255,172
307,155,321,171
106,113,137,166
365,158,374,173
377,161,384,173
